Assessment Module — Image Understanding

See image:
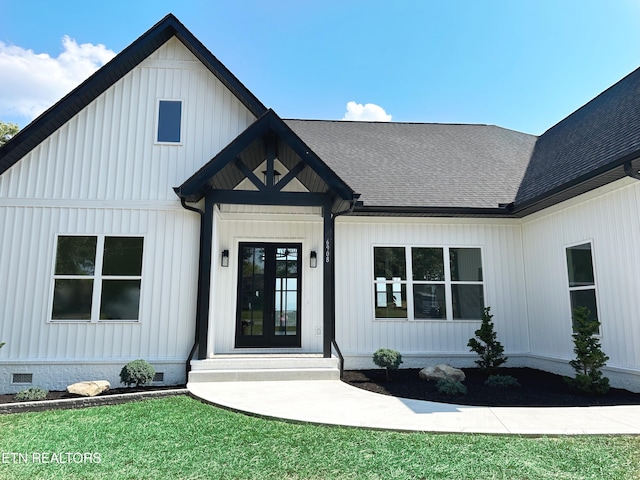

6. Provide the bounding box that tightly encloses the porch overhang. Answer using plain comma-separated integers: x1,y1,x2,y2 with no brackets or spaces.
174,109,358,360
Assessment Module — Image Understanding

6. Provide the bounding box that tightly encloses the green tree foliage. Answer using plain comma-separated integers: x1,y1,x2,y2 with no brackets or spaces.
120,359,156,387
467,307,507,372
0,121,19,147
372,348,403,381
567,307,610,395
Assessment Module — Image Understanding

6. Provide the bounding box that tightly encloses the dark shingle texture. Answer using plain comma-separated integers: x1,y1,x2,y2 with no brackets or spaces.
285,120,537,209
516,66,640,207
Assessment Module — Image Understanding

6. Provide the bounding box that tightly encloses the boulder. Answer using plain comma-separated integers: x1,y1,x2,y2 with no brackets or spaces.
67,380,110,397
419,364,466,382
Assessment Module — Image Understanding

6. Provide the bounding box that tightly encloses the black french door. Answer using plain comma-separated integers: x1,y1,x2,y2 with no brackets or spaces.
235,243,302,348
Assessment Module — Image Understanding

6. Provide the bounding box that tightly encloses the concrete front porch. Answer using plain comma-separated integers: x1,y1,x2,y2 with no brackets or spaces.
188,354,341,382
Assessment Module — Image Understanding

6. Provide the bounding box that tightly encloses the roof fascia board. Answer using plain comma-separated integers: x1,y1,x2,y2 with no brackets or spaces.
0,14,267,175
351,205,514,218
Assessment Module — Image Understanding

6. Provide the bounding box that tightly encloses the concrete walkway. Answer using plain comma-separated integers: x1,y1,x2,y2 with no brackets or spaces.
188,380,640,435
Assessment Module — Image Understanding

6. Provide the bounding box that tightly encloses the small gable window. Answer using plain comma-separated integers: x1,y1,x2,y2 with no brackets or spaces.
157,100,182,143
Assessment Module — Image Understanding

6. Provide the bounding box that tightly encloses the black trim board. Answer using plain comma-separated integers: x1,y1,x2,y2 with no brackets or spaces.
175,109,356,207
0,13,267,176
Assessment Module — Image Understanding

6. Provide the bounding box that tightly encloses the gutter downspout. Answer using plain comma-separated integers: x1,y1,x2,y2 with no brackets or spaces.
329,195,360,373
179,197,204,381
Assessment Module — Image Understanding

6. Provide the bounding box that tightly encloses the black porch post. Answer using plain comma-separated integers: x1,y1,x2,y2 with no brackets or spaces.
322,200,334,358
196,194,214,360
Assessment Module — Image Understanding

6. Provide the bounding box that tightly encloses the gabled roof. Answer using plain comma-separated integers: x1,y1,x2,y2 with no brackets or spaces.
286,120,537,215
175,109,357,212
0,13,267,176
514,66,640,214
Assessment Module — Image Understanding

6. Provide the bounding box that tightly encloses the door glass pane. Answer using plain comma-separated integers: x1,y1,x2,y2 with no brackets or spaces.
451,284,484,319
374,247,406,280
413,284,446,319
412,248,444,281
274,247,298,336
100,280,141,320
52,279,93,320
102,237,143,276
450,248,483,281
55,236,97,275
566,243,595,287
240,247,264,337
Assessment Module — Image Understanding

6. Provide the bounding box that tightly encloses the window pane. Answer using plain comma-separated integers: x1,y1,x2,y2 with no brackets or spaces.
100,280,141,320
157,100,182,142
55,236,97,275
102,237,143,276
412,248,444,281
570,289,599,331
374,247,406,280
52,279,93,320
450,248,483,281
374,283,407,318
413,284,446,319
566,243,595,287
451,284,484,319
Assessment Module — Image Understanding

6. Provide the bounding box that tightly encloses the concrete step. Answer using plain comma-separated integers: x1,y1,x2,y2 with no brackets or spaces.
188,355,341,382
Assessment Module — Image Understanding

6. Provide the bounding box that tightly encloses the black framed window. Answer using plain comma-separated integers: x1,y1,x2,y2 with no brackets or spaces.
566,242,599,333
157,100,182,143
51,235,143,322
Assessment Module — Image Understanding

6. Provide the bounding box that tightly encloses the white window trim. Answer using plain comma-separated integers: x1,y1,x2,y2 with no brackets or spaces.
372,244,485,322
155,98,184,145
49,234,145,324
564,239,601,335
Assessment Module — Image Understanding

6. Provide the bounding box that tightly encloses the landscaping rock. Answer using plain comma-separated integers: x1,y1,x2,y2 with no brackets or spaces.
66,380,110,397
419,364,466,382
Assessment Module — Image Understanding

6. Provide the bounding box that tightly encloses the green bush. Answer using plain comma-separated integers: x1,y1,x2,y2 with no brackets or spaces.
436,379,467,396
15,387,48,402
484,374,520,389
372,348,403,381
567,307,610,395
120,359,156,387
467,307,507,373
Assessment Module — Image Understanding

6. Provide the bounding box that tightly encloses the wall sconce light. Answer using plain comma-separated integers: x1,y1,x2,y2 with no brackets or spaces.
221,249,229,267
310,250,317,268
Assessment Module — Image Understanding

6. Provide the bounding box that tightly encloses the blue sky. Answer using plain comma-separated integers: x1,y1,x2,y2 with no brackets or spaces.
1,0,640,134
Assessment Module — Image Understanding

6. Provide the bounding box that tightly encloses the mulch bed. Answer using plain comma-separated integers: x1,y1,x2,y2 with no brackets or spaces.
341,368,640,407
0,384,186,405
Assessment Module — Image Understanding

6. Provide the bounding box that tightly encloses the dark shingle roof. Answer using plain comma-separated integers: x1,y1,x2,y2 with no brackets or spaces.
285,120,537,211
515,66,640,210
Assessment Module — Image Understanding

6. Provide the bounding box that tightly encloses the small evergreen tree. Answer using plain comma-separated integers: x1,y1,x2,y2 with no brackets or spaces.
567,307,610,395
467,307,507,373
372,348,403,381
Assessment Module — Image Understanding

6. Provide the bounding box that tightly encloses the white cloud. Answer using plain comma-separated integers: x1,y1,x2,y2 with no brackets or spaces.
0,36,116,121
341,101,392,122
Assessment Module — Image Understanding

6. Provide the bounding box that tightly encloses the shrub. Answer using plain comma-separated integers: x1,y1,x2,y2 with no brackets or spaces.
467,307,507,373
436,379,467,396
372,348,403,381
120,359,156,387
567,307,610,395
484,374,520,389
15,387,48,402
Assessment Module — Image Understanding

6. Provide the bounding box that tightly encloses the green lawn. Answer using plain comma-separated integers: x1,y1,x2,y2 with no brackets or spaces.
0,395,638,479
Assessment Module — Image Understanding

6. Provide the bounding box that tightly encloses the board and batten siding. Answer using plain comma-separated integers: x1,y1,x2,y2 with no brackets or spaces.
0,37,256,202
334,217,529,369
208,207,325,355
0,204,199,391
0,36,256,391
522,177,640,382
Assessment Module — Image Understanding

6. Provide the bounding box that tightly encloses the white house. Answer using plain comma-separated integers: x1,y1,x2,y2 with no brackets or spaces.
1,14,639,393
